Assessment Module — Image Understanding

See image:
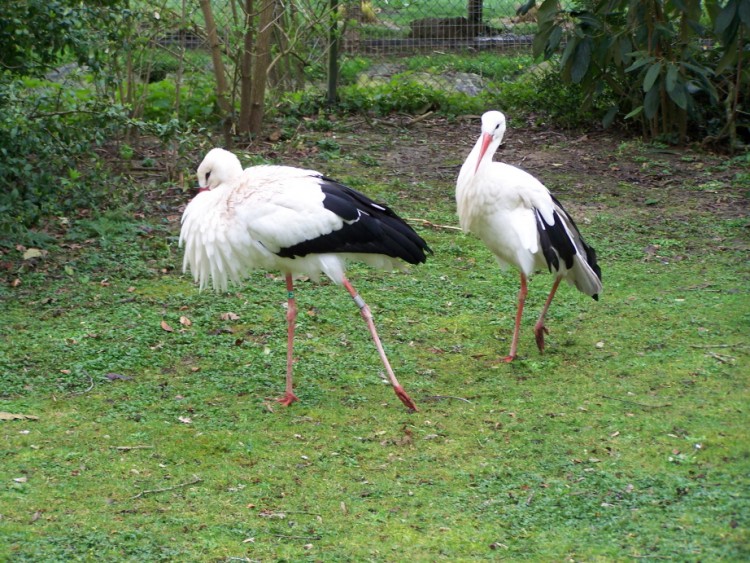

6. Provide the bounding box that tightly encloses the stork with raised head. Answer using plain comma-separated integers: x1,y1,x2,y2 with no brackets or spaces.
180,148,430,411
456,111,602,362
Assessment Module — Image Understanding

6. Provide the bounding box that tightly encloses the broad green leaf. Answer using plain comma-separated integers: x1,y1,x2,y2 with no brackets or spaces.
624,106,643,119
548,26,563,53
715,45,739,74
560,35,579,68
538,0,560,21
625,55,654,73
516,0,537,16
643,82,661,119
740,0,750,25
643,62,662,93
666,63,678,93
668,81,689,110
570,38,592,84
602,106,619,128
714,0,738,34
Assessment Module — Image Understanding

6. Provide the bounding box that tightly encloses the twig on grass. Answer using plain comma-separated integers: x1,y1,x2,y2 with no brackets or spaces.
273,534,322,540
423,395,472,404
129,475,202,500
705,351,735,364
600,395,672,409
405,218,462,232
690,343,747,349
70,371,95,395
405,111,434,126
110,445,154,451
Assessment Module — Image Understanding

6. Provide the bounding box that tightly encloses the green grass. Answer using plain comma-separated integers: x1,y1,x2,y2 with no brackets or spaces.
1,124,748,561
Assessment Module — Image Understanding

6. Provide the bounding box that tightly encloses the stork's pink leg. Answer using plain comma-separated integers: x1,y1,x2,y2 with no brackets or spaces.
503,272,528,362
533,275,562,353
342,278,418,412
276,273,299,406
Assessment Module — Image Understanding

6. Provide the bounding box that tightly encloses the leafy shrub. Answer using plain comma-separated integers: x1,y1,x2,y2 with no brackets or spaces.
529,0,749,146
131,75,219,124
0,77,127,242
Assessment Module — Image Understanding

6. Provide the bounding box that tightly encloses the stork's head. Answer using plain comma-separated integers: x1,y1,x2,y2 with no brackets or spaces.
475,111,507,173
196,148,243,192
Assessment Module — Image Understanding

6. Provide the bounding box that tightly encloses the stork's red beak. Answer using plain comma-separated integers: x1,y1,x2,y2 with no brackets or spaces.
197,186,209,193
475,132,493,173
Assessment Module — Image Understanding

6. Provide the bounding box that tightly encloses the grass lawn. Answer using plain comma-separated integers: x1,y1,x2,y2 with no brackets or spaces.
1,117,748,561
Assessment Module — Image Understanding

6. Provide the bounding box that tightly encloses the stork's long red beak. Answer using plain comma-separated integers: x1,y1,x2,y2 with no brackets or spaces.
197,186,209,193
474,132,493,174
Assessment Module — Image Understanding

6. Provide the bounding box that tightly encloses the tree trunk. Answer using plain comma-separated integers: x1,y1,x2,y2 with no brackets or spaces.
199,0,232,120
238,0,255,133
247,0,275,135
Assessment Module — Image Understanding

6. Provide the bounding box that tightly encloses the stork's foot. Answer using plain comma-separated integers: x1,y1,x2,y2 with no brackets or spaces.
533,323,549,353
496,354,516,363
274,391,299,407
393,385,418,412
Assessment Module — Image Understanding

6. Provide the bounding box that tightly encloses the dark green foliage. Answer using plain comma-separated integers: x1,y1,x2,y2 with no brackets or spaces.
0,0,123,77
529,0,749,146
0,77,128,241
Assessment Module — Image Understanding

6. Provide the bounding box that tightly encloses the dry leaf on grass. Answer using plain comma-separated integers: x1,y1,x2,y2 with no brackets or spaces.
160,320,174,332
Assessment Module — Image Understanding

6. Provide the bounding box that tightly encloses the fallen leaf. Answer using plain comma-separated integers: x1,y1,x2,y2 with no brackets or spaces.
11,278,21,287
14,476,28,483
23,248,43,260
0,412,39,421
220,312,240,321
179,316,192,327
161,320,174,332
105,373,132,381
178,416,192,424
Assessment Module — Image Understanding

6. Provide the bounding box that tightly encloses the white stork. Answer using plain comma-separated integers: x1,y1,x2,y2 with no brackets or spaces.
179,148,430,411
456,111,602,362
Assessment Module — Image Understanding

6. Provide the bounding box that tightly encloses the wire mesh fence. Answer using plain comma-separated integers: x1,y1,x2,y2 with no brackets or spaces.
341,0,535,55
141,1,538,116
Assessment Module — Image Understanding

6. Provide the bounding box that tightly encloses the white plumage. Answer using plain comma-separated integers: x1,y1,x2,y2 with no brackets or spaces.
180,148,430,410
456,111,602,361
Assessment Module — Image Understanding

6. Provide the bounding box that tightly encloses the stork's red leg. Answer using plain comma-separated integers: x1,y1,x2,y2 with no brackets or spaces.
342,278,418,412
534,275,562,353
276,273,299,406
502,272,528,362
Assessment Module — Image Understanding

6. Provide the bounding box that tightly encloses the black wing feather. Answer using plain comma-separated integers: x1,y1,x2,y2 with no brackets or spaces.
276,176,431,265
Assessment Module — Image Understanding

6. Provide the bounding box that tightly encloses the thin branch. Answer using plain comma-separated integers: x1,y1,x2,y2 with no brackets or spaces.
405,218,462,232
129,475,203,500
272,534,322,540
705,351,735,364
405,111,434,126
600,395,672,409
689,343,747,349
70,372,95,395
110,445,155,451
423,395,472,404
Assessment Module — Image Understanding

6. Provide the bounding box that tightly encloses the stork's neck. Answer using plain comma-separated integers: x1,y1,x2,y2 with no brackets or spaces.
458,134,496,192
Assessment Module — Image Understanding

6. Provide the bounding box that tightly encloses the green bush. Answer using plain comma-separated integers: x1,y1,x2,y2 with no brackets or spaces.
0,77,126,242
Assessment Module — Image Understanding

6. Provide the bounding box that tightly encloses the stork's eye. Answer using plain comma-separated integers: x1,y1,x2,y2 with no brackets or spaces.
205,171,211,181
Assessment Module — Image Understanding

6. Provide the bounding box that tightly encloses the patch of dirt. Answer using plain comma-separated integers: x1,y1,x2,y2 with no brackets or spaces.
244,114,749,225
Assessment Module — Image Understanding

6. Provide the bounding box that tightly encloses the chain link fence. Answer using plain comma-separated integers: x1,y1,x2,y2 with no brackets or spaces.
342,1,534,55
146,1,537,111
